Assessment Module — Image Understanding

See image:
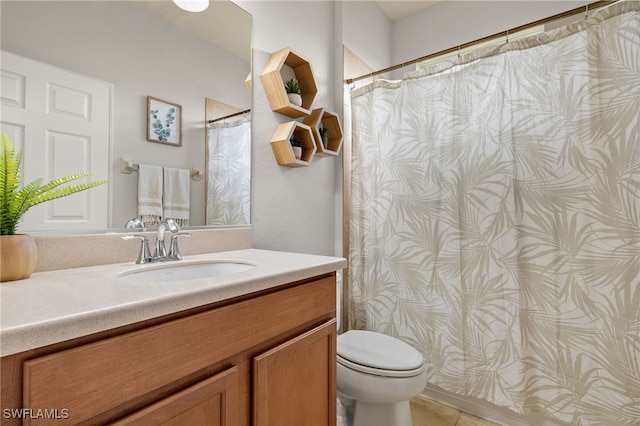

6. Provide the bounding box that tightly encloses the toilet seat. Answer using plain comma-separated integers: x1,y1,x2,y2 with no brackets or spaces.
337,330,425,378
337,354,425,378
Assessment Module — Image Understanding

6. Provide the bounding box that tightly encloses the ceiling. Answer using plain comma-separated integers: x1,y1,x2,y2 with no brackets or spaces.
133,0,251,61
134,0,438,59
375,0,442,21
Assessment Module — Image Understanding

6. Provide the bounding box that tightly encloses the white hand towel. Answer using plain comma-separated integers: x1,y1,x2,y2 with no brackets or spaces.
163,167,190,227
137,164,163,227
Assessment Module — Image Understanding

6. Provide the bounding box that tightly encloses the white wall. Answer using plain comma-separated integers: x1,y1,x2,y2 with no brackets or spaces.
391,1,590,72
236,1,340,256
342,0,392,72
1,1,250,228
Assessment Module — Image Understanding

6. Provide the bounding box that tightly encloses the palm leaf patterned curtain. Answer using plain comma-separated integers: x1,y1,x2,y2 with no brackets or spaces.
348,2,640,424
206,115,251,225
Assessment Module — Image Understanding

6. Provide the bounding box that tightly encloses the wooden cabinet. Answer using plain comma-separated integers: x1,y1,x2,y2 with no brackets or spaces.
1,274,337,426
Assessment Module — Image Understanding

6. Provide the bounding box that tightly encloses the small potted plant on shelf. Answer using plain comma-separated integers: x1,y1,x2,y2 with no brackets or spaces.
0,131,109,282
284,78,302,107
319,124,329,149
289,136,303,160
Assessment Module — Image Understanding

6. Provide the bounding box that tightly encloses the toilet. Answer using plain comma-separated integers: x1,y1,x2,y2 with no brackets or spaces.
336,330,428,426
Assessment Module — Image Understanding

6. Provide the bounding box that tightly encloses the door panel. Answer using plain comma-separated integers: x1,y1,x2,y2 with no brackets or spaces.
112,367,238,426
0,50,111,231
254,320,337,426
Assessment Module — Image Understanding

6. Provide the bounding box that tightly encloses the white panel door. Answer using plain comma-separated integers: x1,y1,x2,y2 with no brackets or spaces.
1,51,111,232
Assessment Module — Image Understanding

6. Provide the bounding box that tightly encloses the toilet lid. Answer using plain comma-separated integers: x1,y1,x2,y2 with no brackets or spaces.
337,330,424,371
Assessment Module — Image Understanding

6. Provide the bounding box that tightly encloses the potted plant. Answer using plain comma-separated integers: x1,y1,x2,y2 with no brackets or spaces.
0,131,109,282
289,136,303,160
319,124,329,149
284,78,302,107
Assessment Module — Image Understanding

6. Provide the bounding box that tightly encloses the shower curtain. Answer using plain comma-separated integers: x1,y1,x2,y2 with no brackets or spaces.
206,115,251,225
348,2,640,424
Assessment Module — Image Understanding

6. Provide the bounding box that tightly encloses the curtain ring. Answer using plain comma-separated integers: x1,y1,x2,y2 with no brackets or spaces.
585,4,589,19
505,30,509,44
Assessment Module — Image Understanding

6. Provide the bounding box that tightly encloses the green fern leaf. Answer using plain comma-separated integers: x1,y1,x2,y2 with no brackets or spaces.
31,179,111,206
4,179,43,236
1,131,109,235
1,133,21,208
33,172,96,196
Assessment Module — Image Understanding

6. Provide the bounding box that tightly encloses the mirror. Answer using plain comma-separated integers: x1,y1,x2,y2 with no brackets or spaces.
0,0,252,234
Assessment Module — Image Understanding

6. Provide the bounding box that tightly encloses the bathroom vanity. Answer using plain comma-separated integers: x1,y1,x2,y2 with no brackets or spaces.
0,249,346,425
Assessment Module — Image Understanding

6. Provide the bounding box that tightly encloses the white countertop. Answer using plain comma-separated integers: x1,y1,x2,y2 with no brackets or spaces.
0,249,347,357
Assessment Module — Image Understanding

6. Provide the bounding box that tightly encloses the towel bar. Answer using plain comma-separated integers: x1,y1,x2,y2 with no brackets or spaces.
120,158,202,181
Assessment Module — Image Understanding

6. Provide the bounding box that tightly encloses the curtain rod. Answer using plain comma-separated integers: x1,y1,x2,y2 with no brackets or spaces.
345,0,617,84
207,108,251,124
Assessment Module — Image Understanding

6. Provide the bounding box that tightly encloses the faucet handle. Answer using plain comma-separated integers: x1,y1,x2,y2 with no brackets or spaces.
168,232,191,260
124,217,145,229
122,235,153,264
164,218,180,233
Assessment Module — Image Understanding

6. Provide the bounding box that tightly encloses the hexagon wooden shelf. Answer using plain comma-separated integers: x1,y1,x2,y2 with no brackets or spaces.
303,108,343,157
260,47,318,118
270,121,317,168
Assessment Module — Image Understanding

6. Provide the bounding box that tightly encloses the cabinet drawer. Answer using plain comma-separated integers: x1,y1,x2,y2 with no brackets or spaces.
23,275,336,424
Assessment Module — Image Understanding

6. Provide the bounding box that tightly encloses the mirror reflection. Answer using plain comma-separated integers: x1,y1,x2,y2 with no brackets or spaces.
0,0,252,233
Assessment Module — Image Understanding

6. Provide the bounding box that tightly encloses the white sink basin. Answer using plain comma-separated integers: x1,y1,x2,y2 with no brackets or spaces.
117,260,256,283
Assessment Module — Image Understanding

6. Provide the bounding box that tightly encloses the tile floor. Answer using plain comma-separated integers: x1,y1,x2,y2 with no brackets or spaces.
410,397,501,426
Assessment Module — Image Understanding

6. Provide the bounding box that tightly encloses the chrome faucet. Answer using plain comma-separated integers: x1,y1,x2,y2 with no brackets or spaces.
122,235,153,264
167,232,191,260
122,218,191,264
154,221,168,259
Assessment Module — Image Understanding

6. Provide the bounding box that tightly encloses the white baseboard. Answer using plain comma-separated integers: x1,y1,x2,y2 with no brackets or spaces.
418,387,571,426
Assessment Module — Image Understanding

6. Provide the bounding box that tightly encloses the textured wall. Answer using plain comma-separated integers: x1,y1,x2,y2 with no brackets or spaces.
237,1,341,256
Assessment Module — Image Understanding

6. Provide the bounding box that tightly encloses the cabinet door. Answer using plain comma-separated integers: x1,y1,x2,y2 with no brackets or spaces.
253,320,336,426
112,366,238,426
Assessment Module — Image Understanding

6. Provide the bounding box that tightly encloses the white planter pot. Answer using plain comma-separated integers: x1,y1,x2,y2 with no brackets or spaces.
292,146,302,160
287,93,302,107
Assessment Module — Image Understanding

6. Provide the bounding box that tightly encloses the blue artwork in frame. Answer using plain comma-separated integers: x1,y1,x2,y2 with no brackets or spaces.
147,96,182,146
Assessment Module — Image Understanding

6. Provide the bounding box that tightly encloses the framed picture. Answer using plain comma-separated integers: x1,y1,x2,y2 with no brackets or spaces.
147,96,182,146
